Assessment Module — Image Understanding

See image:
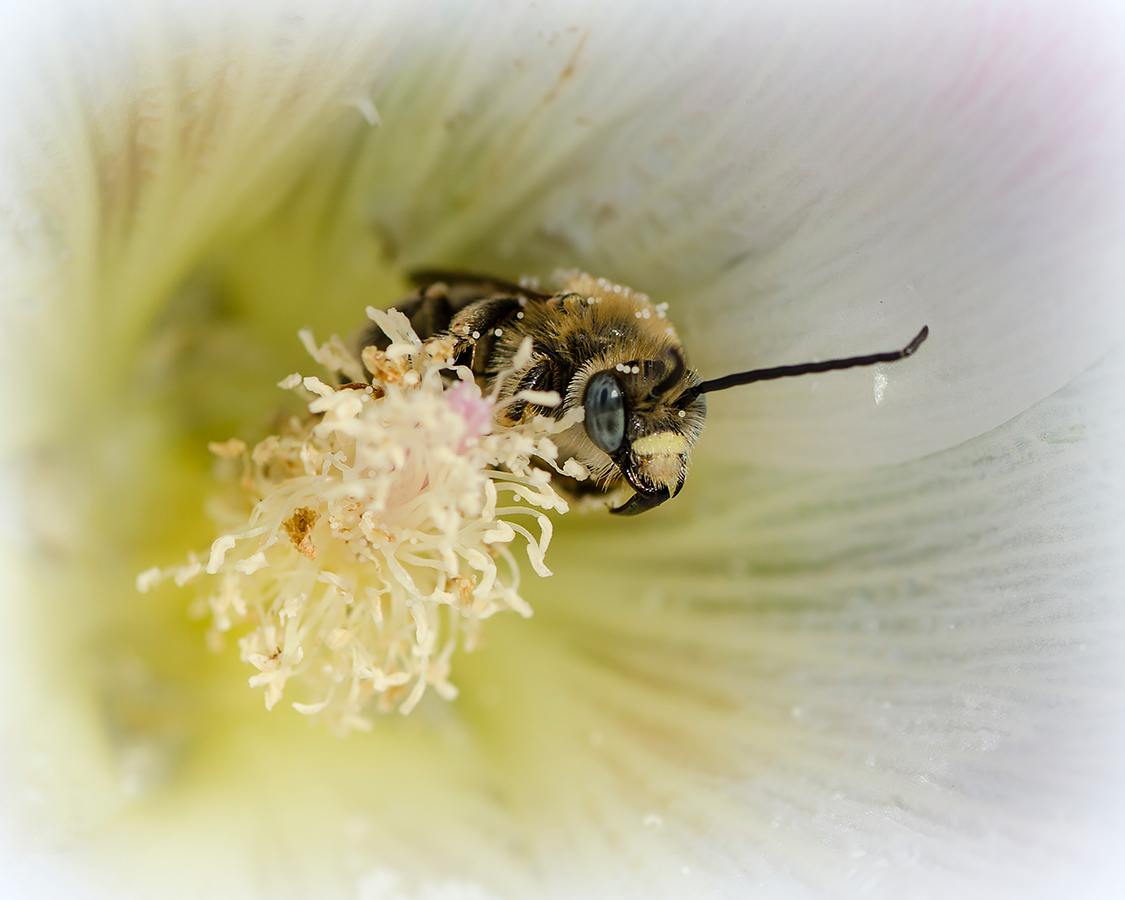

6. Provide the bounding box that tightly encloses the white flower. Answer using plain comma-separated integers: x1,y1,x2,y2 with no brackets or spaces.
2,1,1124,898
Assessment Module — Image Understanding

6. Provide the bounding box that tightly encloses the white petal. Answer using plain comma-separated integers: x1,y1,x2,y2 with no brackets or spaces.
0,0,419,448
355,0,1125,465
527,346,1125,896
8,353,1116,900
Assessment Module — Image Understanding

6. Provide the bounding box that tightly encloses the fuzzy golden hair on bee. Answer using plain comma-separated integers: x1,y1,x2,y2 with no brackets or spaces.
361,269,928,515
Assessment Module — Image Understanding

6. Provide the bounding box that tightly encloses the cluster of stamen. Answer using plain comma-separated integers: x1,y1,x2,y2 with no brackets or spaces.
138,308,578,734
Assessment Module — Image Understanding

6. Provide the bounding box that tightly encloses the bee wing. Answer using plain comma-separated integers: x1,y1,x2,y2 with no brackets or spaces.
408,269,554,305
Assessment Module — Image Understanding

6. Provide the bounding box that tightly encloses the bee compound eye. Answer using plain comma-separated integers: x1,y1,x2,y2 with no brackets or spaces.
583,371,626,454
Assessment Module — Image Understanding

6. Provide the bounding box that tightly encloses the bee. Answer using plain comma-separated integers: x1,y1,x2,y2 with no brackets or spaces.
362,270,927,515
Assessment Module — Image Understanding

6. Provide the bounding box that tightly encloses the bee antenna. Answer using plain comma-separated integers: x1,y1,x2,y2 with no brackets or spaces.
687,326,929,398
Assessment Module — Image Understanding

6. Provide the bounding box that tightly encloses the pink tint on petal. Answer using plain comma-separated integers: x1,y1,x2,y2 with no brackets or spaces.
446,380,494,448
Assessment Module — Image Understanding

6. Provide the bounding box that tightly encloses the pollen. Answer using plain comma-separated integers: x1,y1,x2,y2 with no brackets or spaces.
283,507,320,560
138,309,574,734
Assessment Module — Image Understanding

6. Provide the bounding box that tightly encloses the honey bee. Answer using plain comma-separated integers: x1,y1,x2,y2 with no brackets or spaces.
362,270,927,515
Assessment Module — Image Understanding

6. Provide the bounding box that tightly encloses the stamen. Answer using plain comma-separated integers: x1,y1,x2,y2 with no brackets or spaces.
138,309,576,734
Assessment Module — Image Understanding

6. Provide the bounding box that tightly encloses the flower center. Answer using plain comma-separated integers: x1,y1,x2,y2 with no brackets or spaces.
138,308,578,734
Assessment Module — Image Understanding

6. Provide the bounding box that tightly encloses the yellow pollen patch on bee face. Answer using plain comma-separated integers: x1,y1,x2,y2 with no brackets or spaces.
632,431,689,457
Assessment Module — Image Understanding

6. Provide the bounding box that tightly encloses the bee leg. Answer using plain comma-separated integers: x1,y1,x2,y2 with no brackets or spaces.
497,357,559,425
446,297,525,376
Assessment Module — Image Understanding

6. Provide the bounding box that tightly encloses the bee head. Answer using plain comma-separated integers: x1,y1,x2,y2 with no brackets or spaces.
579,348,707,515
576,325,931,514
